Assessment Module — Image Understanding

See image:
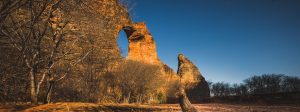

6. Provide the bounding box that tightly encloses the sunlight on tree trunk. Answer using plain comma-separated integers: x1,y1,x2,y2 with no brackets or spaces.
30,67,38,105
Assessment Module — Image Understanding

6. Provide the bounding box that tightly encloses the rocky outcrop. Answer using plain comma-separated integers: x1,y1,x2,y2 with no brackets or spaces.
118,22,180,100
111,2,209,103
123,22,161,65
115,21,210,103
177,54,210,102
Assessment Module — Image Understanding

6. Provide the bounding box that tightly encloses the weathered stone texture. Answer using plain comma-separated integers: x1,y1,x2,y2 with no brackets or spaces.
109,1,209,102
115,21,211,103
115,22,180,101
126,22,161,65
177,54,210,102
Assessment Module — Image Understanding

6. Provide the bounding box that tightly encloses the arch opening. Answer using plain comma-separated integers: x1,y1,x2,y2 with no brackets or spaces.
117,30,128,57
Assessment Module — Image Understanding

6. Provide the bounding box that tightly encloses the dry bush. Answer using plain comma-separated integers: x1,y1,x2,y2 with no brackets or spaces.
48,60,165,104
98,60,165,104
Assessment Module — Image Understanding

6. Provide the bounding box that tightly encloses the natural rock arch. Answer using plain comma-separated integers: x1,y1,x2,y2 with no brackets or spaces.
116,22,161,65
115,22,179,102
115,22,210,104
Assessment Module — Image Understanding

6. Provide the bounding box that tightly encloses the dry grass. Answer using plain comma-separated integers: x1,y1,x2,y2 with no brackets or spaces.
1,102,300,112
0,102,179,112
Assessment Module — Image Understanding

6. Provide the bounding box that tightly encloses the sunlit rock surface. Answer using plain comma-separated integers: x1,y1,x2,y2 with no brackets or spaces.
115,21,210,102
125,22,161,65
112,5,209,102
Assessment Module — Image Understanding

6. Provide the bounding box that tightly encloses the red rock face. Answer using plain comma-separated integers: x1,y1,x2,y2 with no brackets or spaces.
116,22,209,103
121,22,161,65
117,22,179,100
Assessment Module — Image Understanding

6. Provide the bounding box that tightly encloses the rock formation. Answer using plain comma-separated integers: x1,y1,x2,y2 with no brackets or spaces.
177,54,210,102
110,1,209,103
114,20,211,103
122,22,161,65
115,22,180,101
64,0,209,104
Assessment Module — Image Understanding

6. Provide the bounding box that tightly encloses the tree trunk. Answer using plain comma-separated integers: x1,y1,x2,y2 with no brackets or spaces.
44,68,54,104
30,67,38,105
178,86,198,112
44,81,54,104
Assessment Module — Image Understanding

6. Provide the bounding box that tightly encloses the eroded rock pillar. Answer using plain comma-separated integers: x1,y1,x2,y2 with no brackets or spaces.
177,54,210,102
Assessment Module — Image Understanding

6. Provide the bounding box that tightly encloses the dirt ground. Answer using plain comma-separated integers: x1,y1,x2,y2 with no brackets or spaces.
0,103,300,112
198,104,300,112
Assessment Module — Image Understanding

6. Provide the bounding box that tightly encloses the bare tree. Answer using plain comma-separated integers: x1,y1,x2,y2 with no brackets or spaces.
0,0,156,105
281,76,300,92
0,0,28,28
211,82,230,97
177,84,198,112
0,0,93,104
244,74,284,94
1,0,63,104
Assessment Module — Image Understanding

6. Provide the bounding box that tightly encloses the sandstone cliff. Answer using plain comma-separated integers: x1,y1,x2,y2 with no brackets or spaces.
95,0,209,103
0,0,209,104
122,22,160,65
115,21,180,101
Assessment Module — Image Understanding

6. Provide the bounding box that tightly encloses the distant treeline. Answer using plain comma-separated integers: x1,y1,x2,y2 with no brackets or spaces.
208,91,300,105
209,74,300,97
206,74,300,104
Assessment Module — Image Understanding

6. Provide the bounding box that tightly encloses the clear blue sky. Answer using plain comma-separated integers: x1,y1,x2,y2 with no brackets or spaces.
118,0,300,84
